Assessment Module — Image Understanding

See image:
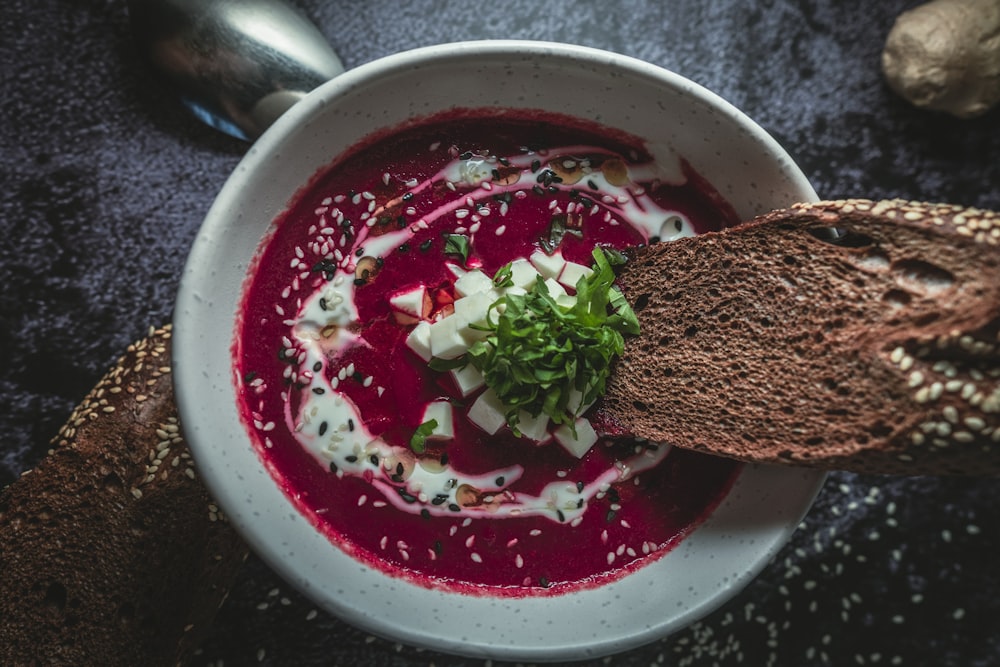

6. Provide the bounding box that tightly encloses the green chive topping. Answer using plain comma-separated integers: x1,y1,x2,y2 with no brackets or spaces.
431,247,639,434
409,419,439,454
443,233,472,266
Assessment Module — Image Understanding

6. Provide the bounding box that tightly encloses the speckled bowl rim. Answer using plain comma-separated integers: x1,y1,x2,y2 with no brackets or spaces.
174,40,825,662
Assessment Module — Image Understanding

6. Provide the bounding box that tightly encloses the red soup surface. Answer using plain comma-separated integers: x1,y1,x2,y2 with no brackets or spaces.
235,110,742,596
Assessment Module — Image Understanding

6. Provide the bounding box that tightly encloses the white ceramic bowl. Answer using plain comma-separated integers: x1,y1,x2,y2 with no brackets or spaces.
174,40,825,662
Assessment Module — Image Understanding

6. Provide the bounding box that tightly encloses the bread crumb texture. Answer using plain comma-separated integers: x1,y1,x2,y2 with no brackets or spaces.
603,199,1000,475
0,324,248,666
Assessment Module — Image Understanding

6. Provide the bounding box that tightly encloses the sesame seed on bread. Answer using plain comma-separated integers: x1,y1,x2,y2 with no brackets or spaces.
0,325,248,666
600,199,1000,475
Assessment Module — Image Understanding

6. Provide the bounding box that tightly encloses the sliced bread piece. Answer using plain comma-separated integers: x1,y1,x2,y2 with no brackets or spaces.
0,325,248,665
600,199,1000,475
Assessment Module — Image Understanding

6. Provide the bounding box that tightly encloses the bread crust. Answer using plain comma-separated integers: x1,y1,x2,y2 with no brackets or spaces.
602,199,1000,475
0,325,248,666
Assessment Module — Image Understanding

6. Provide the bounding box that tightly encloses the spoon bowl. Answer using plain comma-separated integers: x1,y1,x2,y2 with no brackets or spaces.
127,0,343,140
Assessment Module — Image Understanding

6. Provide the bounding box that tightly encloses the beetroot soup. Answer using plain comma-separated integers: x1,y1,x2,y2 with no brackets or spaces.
234,111,742,595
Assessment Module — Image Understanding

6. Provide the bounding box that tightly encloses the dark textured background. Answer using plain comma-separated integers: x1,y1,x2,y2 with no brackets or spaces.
3,1,999,665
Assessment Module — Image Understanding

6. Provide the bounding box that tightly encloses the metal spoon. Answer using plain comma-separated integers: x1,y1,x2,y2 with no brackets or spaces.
127,0,344,141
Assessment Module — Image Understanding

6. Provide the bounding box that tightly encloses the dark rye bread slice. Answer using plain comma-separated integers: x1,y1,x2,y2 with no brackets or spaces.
0,325,248,666
600,199,1000,475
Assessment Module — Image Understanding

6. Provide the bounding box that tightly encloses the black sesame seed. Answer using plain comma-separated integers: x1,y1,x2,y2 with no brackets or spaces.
243,371,257,383
352,371,364,382
498,157,511,166
313,361,323,373
420,508,431,520
606,509,617,523
419,239,433,252
345,455,358,463
556,509,566,523
397,488,418,503
397,215,407,228
649,235,661,244
433,540,443,554
353,277,366,286
440,452,449,466
448,503,461,512
576,498,584,509
347,418,355,432
460,151,473,160
532,185,544,196
402,192,414,202
530,159,540,172
495,476,505,487
576,480,584,492
329,462,338,473
398,242,410,253
431,495,447,505
587,179,599,190
318,422,328,436
396,462,405,475
491,169,501,180
539,577,550,588
312,387,326,395
370,454,379,466
675,218,684,231
355,247,365,257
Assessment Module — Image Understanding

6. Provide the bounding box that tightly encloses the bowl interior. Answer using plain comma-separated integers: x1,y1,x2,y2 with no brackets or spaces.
174,40,824,662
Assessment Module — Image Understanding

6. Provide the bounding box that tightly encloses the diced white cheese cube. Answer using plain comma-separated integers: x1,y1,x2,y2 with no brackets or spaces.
454,269,494,297
421,400,455,440
553,418,599,458
499,285,527,298
405,321,433,361
543,277,568,299
558,261,594,291
446,262,467,280
515,409,551,442
389,285,427,320
566,385,596,417
449,364,485,397
529,249,566,279
467,388,508,435
555,292,576,309
428,315,470,360
452,290,499,327
508,258,540,289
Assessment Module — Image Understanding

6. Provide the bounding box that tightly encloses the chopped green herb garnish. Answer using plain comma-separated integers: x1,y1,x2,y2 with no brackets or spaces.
443,233,471,266
409,419,439,454
492,263,514,288
440,247,638,433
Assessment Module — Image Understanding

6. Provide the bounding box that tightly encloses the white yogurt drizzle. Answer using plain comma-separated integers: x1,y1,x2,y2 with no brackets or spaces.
279,145,684,524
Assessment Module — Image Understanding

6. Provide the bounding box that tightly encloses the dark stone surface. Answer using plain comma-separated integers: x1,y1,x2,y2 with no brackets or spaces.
2,0,998,665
